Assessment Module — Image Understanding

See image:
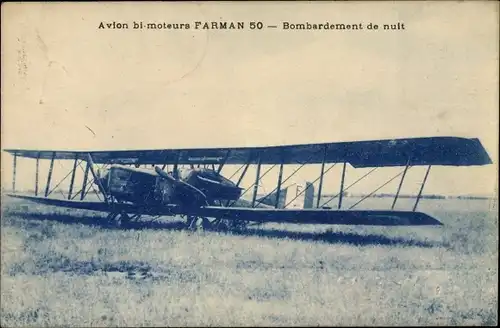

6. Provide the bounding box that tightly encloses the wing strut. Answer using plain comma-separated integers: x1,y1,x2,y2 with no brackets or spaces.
284,163,336,208
236,162,251,187
275,163,284,208
223,158,253,207
233,163,276,207
173,151,180,179
46,163,78,198
391,158,411,209
70,161,94,201
349,167,410,210
217,150,231,174
320,167,378,208
80,176,99,201
338,162,347,209
44,152,56,197
251,153,262,207
35,153,40,196
67,154,79,200
413,165,432,211
254,160,311,208
86,154,109,204
160,152,170,171
12,152,17,193
80,161,91,200
316,145,327,208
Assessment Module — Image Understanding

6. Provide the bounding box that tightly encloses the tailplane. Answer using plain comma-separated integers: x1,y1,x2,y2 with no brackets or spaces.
257,187,288,208
280,181,315,209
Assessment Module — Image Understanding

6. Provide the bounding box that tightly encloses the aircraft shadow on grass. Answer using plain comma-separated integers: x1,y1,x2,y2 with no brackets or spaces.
3,208,445,249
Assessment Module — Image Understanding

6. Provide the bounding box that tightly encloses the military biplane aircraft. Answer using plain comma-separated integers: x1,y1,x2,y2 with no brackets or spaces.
3,136,492,230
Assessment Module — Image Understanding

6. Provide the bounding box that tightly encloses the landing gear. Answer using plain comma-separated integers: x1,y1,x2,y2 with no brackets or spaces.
184,216,248,232
106,211,142,227
209,218,229,231
186,215,213,231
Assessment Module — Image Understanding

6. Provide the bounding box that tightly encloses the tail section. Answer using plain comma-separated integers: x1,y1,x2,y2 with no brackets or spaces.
240,181,314,209
285,181,315,209
257,187,288,208
303,182,315,209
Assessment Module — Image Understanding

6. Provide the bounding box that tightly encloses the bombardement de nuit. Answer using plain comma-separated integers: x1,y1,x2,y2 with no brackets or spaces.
282,22,406,30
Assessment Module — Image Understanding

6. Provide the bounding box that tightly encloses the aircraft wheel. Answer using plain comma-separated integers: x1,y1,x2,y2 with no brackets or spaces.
107,211,131,227
118,212,132,226
187,216,212,231
129,214,142,222
107,212,119,222
107,212,123,226
211,218,229,231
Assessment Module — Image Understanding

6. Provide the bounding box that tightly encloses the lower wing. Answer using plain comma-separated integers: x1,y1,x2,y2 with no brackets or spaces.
7,194,442,226
7,194,113,212
190,206,443,226
5,194,181,216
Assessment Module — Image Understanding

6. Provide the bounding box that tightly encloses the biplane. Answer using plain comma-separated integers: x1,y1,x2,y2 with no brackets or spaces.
3,136,492,230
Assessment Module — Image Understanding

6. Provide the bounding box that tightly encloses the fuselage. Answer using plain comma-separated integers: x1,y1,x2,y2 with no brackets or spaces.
98,165,242,207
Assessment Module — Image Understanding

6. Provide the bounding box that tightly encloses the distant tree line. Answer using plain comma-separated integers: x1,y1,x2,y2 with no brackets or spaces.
366,193,446,199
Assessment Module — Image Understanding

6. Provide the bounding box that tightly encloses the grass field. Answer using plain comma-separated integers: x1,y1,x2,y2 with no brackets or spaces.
1,195,498,326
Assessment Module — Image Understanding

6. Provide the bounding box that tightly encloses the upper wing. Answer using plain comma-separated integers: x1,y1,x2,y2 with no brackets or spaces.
4,136,492,167
188,206,443,226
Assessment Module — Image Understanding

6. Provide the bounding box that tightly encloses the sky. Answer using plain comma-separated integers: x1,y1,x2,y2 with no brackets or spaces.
1,1,498,198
